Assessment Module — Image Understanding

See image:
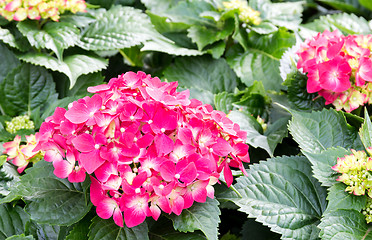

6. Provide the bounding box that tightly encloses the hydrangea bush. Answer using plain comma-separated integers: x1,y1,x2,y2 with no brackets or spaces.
3,0,372,239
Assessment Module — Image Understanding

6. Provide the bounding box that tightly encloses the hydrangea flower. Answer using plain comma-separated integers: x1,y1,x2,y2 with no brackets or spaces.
34,71,250,227
297,30,372,112
362,197,372,223
0,0,86,21
3,134,44,173
222,0,261,26
5,115,35,134
332,149,372,196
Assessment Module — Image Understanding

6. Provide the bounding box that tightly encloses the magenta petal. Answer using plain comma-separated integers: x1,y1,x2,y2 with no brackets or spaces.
154,134,174,156
179,162,197,184
65,103,90,124
171,196,184,215
97,198,117,219
160,161,176,182
113,208,124,227
53,159,73,179
72,133,95,152
80,151,105,174
223,164,233,187
212,138,233,156
90,176,105,206
68,169,86,182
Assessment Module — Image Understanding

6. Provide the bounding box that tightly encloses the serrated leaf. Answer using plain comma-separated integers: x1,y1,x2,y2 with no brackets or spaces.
88,217,149,240
288,109,363,154
17,52,107,89
79,6,159,51
25,221,71,240
164,56,237,106
17,21,79,60
0,26,30,51
302,12,372,36
6,235,35,240
319,209,372,239
141,0,182,15
304,147,351,187
285,71,325,112
324,183,367,215
0,203,30,239
67,72,104,97
9,161,91,226
0,162,20,197
0,63,58,116
141,36,203,56
214,92,239,114
218,156,327,240
359,109,372,149
228,110,288,157
0,42,20,83
170,198,220,240
228,28,295,91
65,211,95,240
250,22,278,34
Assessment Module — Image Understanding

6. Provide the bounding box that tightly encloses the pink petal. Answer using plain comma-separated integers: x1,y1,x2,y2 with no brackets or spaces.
90,176,106,206
179,162,197,184
79,150,105,174
53,159,73,179
97,198,118,219
154,134,174,156
160,161,176,182
68,168,86,182
212,138,233,156
71,133,95,152
113,208,124,227
65,102,90,124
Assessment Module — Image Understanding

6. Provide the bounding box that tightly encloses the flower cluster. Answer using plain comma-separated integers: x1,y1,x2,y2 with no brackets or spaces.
0,0,86,21
3,134,43,173
362,197,372,223
34,71,249,228
222,0,261,26
5,115,35,134
332,149,372,196
297,30,372,112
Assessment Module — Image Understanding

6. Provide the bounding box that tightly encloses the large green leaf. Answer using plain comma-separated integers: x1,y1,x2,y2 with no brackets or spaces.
67,72,104,97
141,37,203,56
228,28,295,91
302,13,372,36
284,71,325,112
359,0,372,10
0,42,20,84
0,63,58,116
319,209,372,239
79,6,159,51
88,217,149,240
218,156,327,239
228,110,288,157
25,221,71,240
169,198,220,240
359,109,372,149
17,52,107,89
0,203,30,239
65,212,95,240
0,162,20,197
6,235,35,240
163,56,237,106
17,21,79,60
324,183,367,215
304,147,351,187
288,109,363,154
0,26,30,52
317,0,368,15
8,161,91,226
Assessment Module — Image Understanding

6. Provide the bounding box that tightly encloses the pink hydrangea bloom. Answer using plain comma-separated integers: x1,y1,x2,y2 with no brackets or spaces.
35,71,250,227
297,30,372,112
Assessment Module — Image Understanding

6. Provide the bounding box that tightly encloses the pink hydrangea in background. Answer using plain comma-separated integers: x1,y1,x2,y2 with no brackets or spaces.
297,29,372,112
24,71,249,228
0,0,86,21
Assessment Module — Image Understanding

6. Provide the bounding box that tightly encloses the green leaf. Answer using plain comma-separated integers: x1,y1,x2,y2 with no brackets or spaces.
17,52,107,89
0,42,20,83
0,162,20,197
6,235,35,240
228,110,288,157
0,26,30,51
17,21,79,60
214,92,239,114
148,217,207,240
141,0,182,15
141,36,203,56
25,221,71,240
304,147,351,187
65,211,95,240
0,63,58,116
218,156,327,240
240,218,281,240
79,6,159,51
0,203,30,239
170,198,220,240
324,183,367,215
10,161,91,226
249,21,278,34
359,109,372,149
88,217,149,240
0,155,6,167
41,96,80,121
317,0,368,15
284,71,325,112
288,108,363,154
319,209,372,239
163,56,237,106
67,72,104,97
228,28,295,91
359,0,372,10
302,13,372,36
